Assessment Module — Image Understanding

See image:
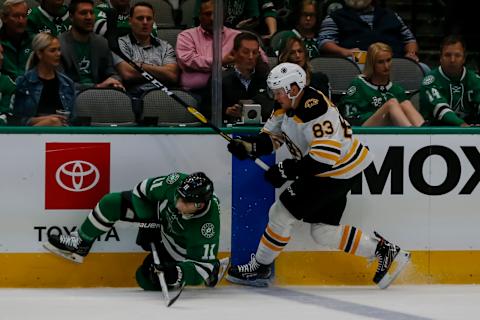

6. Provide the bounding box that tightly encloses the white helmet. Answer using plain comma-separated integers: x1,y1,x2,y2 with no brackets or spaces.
267,63,306,99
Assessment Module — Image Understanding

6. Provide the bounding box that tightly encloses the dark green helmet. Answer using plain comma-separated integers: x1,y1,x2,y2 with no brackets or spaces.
177,172,214,203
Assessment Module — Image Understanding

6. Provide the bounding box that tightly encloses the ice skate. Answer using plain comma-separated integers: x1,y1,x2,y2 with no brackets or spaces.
43,231,92,263
373,232,411,289
226,254,272,287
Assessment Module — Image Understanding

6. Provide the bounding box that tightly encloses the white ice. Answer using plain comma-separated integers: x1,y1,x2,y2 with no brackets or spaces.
0,285,479,320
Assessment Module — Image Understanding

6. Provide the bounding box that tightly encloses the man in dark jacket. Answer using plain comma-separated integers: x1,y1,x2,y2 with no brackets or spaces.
59,0,124,92
317,0,419,62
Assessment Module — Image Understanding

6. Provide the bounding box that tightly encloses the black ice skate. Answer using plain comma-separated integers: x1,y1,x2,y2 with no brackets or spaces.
226,254,272,287
43,231,92,263
373,231,411,289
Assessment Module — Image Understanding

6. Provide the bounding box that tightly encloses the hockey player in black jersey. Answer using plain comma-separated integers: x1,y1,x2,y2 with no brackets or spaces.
226,62,410,289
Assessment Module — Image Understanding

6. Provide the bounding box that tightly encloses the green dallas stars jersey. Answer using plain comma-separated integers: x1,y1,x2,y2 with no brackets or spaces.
27,6,71,36
338,75,407,125
132,172,221,286
0,74,16,125
420,66,480,126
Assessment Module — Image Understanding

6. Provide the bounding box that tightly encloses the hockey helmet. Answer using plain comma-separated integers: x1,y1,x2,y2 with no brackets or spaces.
177,172,214,203
267,62,306,98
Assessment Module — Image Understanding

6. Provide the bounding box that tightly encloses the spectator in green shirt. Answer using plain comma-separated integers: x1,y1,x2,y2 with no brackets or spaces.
420,35,480,126
0,48,16,126
339,42,424,126
0,0,33,80
27,0,71,36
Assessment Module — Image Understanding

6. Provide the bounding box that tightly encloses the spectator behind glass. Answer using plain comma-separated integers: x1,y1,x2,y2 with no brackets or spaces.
113,2,178,96
27,0,71,36
13,32,75,126
339,42,424,126
278,37,330,98
317,0,420,63
271,0,321,58
59,0,124,92
419,36,480,127
0,0,33,80
176,0,268,95
220,32,270,123
194,0,260,31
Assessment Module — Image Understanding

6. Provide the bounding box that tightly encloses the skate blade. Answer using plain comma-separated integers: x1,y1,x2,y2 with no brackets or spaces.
377,250,411,289
43,242,84,264
217,257,230,283
225,274,270,287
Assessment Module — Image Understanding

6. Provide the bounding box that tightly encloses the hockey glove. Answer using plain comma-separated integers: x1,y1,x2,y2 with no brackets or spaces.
227,138,253,160
264,159,300,188
153,263,184,289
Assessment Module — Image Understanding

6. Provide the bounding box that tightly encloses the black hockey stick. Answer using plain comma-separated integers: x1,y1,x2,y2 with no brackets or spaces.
150,242,185,307
108,37,270,171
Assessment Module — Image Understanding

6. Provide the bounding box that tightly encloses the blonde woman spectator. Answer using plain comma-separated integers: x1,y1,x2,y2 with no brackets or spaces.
339,42,424,126
13,32,75,126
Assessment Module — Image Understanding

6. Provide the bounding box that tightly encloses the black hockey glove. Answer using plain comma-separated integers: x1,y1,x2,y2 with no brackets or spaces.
152,263,184,288
227,138,252,160
264,159,300,188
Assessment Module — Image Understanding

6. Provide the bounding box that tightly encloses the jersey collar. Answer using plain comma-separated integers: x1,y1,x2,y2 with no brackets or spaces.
439,66,466,82
359,75,392,91
38,6,69,23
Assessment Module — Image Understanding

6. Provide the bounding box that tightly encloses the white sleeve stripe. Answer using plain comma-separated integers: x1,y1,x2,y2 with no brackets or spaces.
162,230,187,255
193,265,209,281
161,232,186,261
433,103,451,118
185,259,215,272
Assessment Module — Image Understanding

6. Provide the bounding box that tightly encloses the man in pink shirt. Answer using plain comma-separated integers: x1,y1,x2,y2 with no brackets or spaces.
176,0,267,92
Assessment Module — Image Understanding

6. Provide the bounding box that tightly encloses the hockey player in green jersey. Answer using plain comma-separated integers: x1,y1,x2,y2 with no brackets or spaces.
27,0,71,36
339,42,424,126
226,62,410,289
44,172,226,290
420,35,480,126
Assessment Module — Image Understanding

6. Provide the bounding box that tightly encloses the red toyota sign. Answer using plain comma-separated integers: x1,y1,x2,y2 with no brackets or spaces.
45,143,110,209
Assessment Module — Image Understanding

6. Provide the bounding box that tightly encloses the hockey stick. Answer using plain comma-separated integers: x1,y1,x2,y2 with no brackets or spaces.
150,242,185,307
108,37,270,171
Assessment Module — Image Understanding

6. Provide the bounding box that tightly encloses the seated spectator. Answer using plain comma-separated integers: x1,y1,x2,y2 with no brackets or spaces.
27,0,70,36
0,49,16,126
0,0,33,80
94,0,131,37
317,0,420,63
113,2,178,97
177,0,268,96
339,42,424,126
220,32,270,123
271,0,321,58
59,0,124,92
420,36,480,127
194,0,260,31
278,36,330,98
13,32,75,126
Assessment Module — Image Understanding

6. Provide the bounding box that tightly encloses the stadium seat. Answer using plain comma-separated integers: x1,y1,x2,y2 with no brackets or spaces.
132,0,175,27
74,88,136,126
409,91,420,110
156,28,183,49
390,57,426,94
310,57,361,97
180,0,196,27
141,89,200,126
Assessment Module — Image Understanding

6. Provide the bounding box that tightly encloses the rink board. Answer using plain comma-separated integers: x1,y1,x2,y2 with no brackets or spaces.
0,127,480,286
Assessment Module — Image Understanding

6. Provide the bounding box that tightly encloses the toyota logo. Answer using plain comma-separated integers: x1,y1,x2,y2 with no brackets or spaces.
55,160,100,192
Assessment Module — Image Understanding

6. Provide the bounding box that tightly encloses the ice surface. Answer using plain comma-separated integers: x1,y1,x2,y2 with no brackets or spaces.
0,285,479,320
